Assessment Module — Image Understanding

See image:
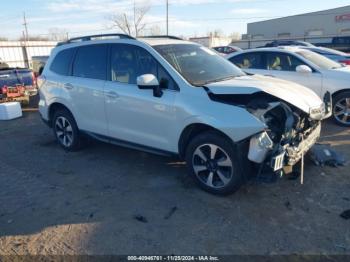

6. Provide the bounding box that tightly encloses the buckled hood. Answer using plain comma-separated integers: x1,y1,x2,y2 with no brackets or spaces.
205,74,323,114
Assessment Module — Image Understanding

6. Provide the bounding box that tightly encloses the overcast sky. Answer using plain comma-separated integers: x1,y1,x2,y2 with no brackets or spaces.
1,0,350,39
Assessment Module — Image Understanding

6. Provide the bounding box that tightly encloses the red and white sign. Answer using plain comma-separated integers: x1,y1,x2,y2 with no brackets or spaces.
336,14,350,22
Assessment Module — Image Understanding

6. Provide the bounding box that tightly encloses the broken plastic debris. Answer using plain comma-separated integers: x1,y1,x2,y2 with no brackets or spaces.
134,215,148,223
308,144,346,167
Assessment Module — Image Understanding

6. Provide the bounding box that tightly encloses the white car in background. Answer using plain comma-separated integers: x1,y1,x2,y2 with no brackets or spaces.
226,47,350,126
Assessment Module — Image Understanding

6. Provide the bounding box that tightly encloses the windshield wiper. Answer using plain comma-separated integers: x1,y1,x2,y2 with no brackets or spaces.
202,75,237,85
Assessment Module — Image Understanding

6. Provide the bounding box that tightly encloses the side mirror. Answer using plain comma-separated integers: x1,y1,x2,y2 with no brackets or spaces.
137,74,163,98
296,65,312,74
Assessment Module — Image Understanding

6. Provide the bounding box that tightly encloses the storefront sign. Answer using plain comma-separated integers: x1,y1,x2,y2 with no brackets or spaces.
336,14,350,22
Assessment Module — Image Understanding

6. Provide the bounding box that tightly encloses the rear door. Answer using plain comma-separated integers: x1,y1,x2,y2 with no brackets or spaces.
67,44,108,135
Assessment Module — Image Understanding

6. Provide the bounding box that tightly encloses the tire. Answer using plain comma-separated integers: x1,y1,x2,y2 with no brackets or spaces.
332,91,350,127
185,131,244,195
52,109,82,151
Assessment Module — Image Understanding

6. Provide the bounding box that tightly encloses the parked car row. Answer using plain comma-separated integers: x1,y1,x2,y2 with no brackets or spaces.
38,34,331,195
226,46,350,126
0,62,38,104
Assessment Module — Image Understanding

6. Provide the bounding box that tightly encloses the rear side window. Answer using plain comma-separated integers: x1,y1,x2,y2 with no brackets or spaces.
230,53,264,69
50,48,75,75
72,45,108,80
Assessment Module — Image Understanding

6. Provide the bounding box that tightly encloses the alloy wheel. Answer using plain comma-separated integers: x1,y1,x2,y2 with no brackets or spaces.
55,116,74,147
192,144,234,189
334,97,350,125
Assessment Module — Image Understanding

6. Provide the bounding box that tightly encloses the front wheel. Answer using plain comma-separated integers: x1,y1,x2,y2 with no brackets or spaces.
332,91,350,126
185,131,244,195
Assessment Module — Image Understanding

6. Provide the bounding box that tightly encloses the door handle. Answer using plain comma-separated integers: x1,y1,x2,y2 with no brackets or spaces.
64,83,74,90
264,74,276,78
106,91,119,98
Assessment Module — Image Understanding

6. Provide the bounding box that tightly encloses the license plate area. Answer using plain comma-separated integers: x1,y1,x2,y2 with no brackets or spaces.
271,152,285,171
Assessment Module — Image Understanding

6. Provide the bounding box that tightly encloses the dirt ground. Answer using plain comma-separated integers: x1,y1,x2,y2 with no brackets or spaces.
0,102,349,256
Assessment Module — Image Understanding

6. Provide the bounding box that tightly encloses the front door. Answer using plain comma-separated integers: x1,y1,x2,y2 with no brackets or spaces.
104,44,178,152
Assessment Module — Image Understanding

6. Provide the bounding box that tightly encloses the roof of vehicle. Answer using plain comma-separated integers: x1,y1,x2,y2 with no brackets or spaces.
138,37,195,46
225,46,320,60
56,34,196,48
300,46,348,56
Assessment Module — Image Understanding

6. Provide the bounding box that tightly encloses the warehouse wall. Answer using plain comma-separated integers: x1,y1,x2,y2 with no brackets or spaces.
247,5,350,39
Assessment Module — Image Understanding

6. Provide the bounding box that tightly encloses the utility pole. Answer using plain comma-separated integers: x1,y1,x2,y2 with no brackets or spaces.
166,0,169,35
23,12,29,41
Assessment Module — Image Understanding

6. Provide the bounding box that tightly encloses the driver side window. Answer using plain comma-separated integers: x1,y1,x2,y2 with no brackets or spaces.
266,52,305,72
110,44,177,90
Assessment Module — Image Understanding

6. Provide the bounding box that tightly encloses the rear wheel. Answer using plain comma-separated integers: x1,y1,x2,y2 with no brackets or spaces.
185,131,244,195
333,91,350,126
52,109,82,151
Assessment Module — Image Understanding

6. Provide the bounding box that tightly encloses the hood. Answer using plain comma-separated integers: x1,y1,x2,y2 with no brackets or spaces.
333,65,350,73
205,74,323,113
321,65,350,80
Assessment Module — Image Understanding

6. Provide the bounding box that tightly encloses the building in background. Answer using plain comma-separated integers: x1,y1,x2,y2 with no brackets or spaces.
189,36,234,48
233,5,350,50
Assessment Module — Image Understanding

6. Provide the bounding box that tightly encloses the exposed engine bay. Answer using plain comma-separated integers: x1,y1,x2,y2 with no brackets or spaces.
207,91,322,171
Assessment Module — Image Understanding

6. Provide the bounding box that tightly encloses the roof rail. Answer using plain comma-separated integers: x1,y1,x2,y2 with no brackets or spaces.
57,33,135,46
139,35,183,40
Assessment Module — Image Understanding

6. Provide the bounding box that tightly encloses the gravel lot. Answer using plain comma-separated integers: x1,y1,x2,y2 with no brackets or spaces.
0,104,349,255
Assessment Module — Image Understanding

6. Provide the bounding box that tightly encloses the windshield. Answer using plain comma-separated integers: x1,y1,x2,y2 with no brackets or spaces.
153,44,245,86
296,50,343,70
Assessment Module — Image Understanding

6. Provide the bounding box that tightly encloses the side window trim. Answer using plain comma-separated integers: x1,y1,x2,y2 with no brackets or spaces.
68,47,78,76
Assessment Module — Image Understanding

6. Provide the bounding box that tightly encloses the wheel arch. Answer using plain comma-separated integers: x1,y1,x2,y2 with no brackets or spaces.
178,123,234,159
47,102,74,127
331,88,350,100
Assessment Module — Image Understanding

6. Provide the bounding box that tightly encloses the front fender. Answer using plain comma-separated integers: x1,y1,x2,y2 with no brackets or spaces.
174,92,266,149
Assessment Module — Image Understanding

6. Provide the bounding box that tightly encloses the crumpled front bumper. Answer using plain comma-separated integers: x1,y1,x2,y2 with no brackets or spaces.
248,122,322,170
285,123,321,166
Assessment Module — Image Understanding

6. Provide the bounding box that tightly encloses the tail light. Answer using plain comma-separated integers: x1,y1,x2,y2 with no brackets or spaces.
32,72,37,87
1,86,8,94
19,86,25,94
339,59,350,65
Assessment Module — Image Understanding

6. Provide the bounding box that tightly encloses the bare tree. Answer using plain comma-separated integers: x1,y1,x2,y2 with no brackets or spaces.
149,25,162,36
48,28,69,41
207,29,224,38
109,1,150,37
18,35,49,41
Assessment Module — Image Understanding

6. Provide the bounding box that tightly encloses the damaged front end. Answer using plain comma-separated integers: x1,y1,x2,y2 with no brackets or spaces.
209,91,325,174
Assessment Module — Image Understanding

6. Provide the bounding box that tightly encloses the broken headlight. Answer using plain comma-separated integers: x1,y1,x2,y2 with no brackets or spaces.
309,103,326,120
248,131,274,163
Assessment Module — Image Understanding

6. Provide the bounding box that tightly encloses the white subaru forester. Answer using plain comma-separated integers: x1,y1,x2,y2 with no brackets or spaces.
38,34,330,195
